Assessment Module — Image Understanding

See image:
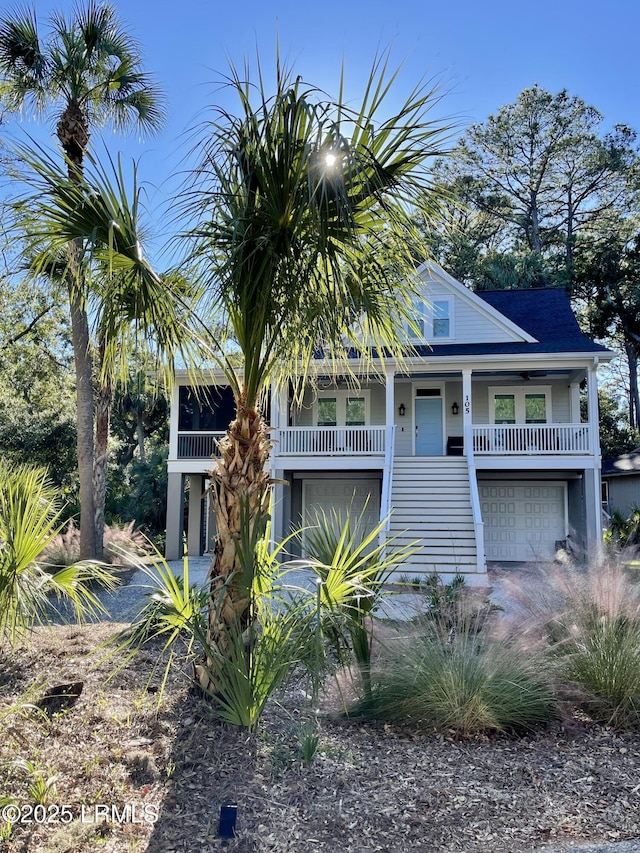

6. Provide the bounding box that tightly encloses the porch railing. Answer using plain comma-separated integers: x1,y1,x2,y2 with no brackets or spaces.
472,424,591,455
277,426,386,456
177,431,226,459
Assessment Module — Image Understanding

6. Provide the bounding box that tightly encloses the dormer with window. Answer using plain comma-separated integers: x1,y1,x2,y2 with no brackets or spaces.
406,297,454,342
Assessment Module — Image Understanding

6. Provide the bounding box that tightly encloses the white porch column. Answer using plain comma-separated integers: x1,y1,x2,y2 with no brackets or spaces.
187,474,204,556
385,366,395,428
584,467,603,551
587,359,601,459
270,381,287,545
462,369,473,456
585,357,603,551
569,382,581,424
270,381,279,429
165,472,184,560
168,382,180,461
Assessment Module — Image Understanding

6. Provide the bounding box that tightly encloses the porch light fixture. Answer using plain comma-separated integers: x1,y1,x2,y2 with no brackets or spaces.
398,403,406,417
451,402,459,415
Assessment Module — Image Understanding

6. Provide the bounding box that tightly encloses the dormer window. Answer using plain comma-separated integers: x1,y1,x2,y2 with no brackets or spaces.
432,300,451,338
406,297,453,341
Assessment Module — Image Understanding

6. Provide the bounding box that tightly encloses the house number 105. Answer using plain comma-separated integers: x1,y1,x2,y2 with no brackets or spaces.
464,395,471,415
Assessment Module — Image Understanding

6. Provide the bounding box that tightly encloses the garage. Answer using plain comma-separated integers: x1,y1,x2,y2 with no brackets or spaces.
302,478,381,547
479,482,567,562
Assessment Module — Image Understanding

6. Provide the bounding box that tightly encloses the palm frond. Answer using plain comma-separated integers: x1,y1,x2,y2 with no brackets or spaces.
11,139,202,391
178,50,456,407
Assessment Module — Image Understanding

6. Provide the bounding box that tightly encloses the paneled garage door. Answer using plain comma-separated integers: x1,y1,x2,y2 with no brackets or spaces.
302,479,380,548
479,482,566,562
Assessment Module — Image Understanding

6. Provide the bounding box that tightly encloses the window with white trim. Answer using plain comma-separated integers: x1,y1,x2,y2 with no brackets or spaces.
489,387,551,424
406,297,453,341
314,391,369,426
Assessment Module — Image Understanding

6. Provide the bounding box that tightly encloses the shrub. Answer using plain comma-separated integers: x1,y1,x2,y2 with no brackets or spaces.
301,502,415,703
353,623,556,735
416,572,499,640
605,507,640,550
539,556,640,729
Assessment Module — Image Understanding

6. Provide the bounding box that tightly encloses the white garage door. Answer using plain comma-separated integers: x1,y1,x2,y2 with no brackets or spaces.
479,482,567,562
303,479,380,548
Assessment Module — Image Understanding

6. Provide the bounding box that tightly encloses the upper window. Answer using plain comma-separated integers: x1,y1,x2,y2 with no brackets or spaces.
314,391,369,426
432,300,451,338
406,297,453,341
346,396,366,426
525,393,547,424
490,387,551,424
317,397,337,426
494,394,516,424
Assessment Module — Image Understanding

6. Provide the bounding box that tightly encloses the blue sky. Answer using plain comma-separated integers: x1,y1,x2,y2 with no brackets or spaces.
4,0,640,258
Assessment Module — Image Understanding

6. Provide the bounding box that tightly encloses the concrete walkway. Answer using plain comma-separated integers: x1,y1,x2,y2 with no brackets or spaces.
100,556,434,623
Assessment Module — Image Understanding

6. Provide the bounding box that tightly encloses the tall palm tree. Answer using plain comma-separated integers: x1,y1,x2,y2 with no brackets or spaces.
12,144,197,557
0,2,165,559
181,54,454,696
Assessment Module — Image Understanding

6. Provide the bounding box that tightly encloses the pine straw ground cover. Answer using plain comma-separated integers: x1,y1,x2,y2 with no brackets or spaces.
1,624,640,853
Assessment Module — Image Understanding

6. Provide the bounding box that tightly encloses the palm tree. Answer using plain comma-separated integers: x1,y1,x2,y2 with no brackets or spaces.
0,2,165,559
181,54,454,697
12,144,197,558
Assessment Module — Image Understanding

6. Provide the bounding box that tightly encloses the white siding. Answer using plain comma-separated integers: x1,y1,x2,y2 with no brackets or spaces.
444,380,464,438
470,380,572,424
369,384,386,425
394,381,413,455
422,280,525,345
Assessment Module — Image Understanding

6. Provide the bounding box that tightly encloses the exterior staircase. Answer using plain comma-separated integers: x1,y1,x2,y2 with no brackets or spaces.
387,457,481,579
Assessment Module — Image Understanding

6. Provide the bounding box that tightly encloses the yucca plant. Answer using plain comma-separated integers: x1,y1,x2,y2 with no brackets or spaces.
193,500,312,730
112,502,309,729
0,462,118,646
104,545,209,702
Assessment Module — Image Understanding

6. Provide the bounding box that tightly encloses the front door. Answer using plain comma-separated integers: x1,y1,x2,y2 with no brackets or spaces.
415,397,443,455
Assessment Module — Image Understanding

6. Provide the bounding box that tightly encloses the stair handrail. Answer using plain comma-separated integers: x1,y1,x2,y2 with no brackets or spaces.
465,432,486,576
379,424,396,543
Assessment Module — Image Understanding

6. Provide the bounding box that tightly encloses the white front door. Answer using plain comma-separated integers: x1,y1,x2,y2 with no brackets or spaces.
415,398,443,455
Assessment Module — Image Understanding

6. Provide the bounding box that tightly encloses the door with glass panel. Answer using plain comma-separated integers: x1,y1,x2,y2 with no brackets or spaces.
316,393,367,452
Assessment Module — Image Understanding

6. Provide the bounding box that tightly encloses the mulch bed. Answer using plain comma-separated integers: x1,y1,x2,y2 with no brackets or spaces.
1,623,639,853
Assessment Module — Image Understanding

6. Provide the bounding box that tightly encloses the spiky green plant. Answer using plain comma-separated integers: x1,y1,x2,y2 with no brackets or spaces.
0,462,117,645
605,506,640,549
302,502,416,701
112,504,310,729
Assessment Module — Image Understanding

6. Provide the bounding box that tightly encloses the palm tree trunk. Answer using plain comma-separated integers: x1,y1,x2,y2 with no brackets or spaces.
64,140,99,561
69,284,97,561
94,371,113,562
197,395,272,695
